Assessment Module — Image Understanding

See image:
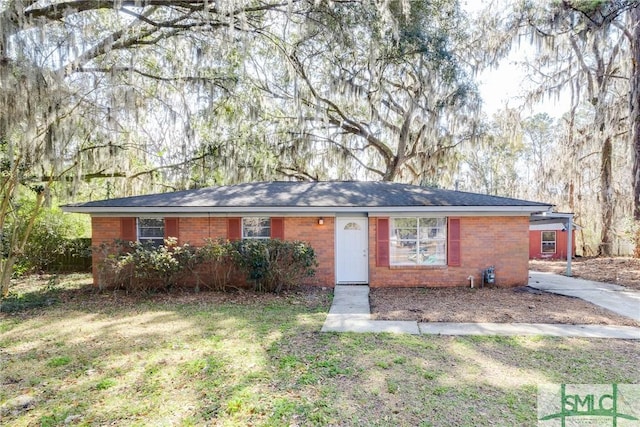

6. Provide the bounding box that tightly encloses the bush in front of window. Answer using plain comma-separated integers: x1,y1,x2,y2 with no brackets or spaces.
230,239,318,293
97,238,199,292
96,238,317,293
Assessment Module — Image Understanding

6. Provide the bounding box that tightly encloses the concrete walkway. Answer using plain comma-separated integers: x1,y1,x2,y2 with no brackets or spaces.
321,285,420,334
321,278,640,339
528,271,640,321
419,322,640,339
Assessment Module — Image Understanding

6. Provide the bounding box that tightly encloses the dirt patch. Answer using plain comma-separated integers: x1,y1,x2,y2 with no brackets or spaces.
370,286,640,327
529,257,640,291
372,257,640,325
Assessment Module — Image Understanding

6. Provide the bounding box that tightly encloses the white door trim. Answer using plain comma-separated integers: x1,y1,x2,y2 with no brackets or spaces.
335,217,369,284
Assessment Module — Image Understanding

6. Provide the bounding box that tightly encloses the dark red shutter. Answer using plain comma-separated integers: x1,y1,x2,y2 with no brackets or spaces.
448,218,461,267
121,217,137,242
270,217,284,240
227,217,242,241
164,217,180,243
376,217,390,267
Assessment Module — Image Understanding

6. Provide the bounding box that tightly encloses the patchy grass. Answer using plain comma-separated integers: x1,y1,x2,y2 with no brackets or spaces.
1,274,639,426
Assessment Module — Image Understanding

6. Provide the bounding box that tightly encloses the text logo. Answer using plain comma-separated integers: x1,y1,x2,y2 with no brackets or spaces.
538,384,640,426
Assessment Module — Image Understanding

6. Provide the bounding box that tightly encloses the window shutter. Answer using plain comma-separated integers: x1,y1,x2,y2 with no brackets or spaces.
376,217,390,267
448,218,461,267
121,217,137,242
164,217,179,242
227,217,242,241
270,217,284,240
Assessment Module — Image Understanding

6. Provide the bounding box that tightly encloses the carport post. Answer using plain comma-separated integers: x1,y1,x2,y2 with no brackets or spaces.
566,216,573,277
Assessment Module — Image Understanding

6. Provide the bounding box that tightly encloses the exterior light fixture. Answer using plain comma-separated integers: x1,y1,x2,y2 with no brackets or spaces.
318,217,324,225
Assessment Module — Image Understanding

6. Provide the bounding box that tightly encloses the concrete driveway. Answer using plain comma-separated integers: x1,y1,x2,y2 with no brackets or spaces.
528,271,640,322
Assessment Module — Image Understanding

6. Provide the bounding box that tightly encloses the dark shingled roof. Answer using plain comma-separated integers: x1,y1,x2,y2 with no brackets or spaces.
64,181,552,210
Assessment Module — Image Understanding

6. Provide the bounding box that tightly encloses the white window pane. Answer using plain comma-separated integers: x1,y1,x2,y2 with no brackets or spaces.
390,243,417,265
541,231,556,253
242,217,271,239
138,218,164,246
140,228,164,238
139,218,163,227
391,217,446,266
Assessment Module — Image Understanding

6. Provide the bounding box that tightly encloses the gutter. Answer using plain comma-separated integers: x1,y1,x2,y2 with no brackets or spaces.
62,205,552,216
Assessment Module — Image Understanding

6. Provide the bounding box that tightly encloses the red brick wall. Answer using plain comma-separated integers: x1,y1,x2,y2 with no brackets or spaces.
91,215,529,288
91,217,123,282
283,217,335,287
369,216,530,288
90,215,335,287
177,217,227,245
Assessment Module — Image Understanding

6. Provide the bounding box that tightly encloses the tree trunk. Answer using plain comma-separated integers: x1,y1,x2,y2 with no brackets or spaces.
630,4,640,256
0,257,16,298
0,190,44,297
599,135,613,256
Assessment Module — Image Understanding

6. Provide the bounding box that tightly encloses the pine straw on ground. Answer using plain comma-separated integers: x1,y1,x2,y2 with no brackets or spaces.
371,257,640,326
370,286,640,326
529,257,640,291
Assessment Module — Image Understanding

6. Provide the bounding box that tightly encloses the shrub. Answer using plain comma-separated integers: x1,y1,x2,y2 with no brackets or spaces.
231,239,318,293
97,238,317,293
97,239,198,292
196,239,237,292
3,204,90,276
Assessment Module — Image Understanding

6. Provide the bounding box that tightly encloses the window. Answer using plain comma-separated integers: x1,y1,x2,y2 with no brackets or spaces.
242,217,271,239
138,218,164,246
542,231,556,253
390,217,447,265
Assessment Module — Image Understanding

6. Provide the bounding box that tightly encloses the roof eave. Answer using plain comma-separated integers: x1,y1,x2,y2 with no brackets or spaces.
62,205,552,215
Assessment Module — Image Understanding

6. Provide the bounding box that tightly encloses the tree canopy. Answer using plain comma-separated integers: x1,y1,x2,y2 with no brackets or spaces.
2,0,640,294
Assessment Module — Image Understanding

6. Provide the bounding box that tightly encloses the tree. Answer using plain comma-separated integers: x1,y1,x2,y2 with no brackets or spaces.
460,108,525,197
514,0,637,255
0,0,289,295
243,0,481,184
630,4,640,254
522,113,556,201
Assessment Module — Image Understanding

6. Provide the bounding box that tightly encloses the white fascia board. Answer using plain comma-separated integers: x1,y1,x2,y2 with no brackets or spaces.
368,206,550,216
63,205,551,216
530,223,566,231
530,220,581,230
531,212,574,219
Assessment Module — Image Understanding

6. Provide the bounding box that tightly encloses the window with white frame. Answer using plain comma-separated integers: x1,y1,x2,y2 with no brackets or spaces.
242,217,270,239
390,217,447,265
138,218,164,246
541,231,556,253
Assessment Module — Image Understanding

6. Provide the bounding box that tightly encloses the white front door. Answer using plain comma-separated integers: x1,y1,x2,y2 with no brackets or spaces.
336,217,369,284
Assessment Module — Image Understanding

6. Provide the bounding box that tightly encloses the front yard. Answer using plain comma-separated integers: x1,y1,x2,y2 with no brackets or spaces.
370,286,640,325
1,274,639,426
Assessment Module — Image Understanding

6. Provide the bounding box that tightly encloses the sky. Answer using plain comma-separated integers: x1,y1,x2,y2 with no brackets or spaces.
477,47,571,119
464,0,571,119
477,58,528,116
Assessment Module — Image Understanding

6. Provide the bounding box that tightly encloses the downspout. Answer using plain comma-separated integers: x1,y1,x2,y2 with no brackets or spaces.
468,275,474,288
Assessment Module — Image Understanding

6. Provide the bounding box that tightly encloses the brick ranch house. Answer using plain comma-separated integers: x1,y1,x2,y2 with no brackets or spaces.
63,181,554,288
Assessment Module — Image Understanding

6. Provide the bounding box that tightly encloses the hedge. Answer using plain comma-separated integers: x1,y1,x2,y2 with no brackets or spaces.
97,238,317,293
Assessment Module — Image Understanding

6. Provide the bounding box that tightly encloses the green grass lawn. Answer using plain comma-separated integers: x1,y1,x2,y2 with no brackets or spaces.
1,274,639,426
